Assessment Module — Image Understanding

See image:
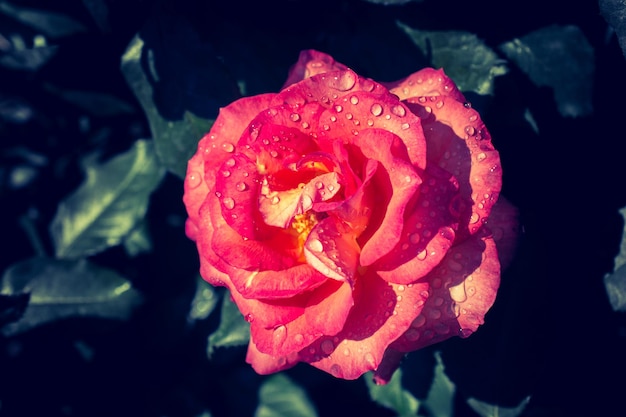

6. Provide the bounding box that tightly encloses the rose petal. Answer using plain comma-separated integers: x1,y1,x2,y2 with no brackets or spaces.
383,67,466,102
375,165,460,285
304,216,360,285
298,270,429,380
282,49,349,89
484,196,519,270
406,95,502,239
246,339,299,375
390,229,500,353
252,279,353,357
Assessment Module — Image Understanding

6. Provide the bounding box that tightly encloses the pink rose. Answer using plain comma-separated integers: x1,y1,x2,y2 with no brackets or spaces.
183,50,517,383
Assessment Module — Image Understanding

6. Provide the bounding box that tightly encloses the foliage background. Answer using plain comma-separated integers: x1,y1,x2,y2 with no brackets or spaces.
1,0,625,416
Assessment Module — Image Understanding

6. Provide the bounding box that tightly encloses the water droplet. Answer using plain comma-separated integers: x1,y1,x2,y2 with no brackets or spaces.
435,100,444,109
321,339,334,355
290,113,301,122
245,313,254,322
323,124,330,131
222,197,235,210
409,233,420,244
350,95,359,104
294,334,304,344
222,142,234,153
413,315,426,327
330,115,337,122
397,285,405,292
401,123,410,130
417,250,427,260
343,348,350,356
271,195,280,205
469,212,480,224
468,114,478,122
332,71,356,91
370,103,383,117
224,158,236,167
404,328,420,341
360,78,375,92
476,152,487,162
330,364,343,377
429,309,442,320
465,125,476,136
364,352,376,368
391,105,406,117
345,112,353,120
424,106,432,113
434,323,449,334
187,171,201,189
235,182,248,192
268,108,278,116
335,105,343,113
467,286,476,297
308,238,323,252
447,258,463,272
301,121,310,129
270,150,279,158
273,325,287,346
367,119,374,126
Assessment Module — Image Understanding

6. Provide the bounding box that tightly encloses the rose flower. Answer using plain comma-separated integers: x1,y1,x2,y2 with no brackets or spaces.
183,50,517,383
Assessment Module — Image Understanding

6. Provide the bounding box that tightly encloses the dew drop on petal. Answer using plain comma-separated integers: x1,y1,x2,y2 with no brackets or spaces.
273,325,287,347
350,95,359,105
449,282,467,303
187,171,201,189
235,182,248,192
465,125,476,136
301,121,310,129
225,158,236,167
404,328,420,341
290,113,301,122
321,339,334,355
364,352,376,368
401,123,410,130
417,250,427,260
335,105,343,113
294,334,304,344
367,119,374,126
221,142,234,153
413,315,426,327
476,152,487,162
271,195,280,205
469,212,480,224
391,105,406,117
222,197,235,210
409,233,420,244
330,364,343,377
370,103,383,117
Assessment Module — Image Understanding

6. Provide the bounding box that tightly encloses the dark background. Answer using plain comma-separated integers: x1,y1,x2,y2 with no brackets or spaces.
1,0,625,416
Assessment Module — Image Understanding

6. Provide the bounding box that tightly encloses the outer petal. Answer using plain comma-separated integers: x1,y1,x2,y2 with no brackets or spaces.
390,228,500,353
484,196,519,269
298,270,430,380
382,67,466,102
246,339,299,375
407,95,502,239
282,49,349,88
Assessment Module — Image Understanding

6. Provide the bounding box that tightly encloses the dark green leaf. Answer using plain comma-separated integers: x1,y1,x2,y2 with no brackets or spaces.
123,219,153,257
207,295,250,355
397,22,507,95
188,277,219,321
0,257,142,336
365,368,420,417
422,352,455,417
604,206,626,311
499,25,594,117
81,0,110,33
0,45,57,71
466,396,531,417
0,1,87,38
44,84,135,117
50,139,165,259
120,7,239,177
600,0,626,59
0,293,29,328
255,374,318,417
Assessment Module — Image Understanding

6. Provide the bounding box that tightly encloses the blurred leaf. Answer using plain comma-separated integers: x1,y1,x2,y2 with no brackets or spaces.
50,139,165,259
0,293,29,328
422,352,455,417
44,84,135,117
188,277,219,321
397,22,507,95
81,0,110,33
0,45,57,71
123,219,153,257
604,206,626,311
121,6,238,178
207,295,249,355
600,0,626,59
466,396,531,417
0,257,142,336
0,1,86,38
0,95,34,123
499,25,594,117
255,374,318,417
365,368,420,417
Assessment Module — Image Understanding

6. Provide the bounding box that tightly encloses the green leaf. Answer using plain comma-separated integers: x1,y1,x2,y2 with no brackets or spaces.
397,22,507,95
123,219,153,257
188,277,219,321
365,368,420,417
499,25,594,117
44,84,135,117
604,206,626,311
0,1,87,38
255,374,318,417
0,257,142,336
600,0,626,60
207,295,250,354
422,352,455,417
121,9,237,178
466,396,531,417
50,139,165,259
